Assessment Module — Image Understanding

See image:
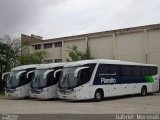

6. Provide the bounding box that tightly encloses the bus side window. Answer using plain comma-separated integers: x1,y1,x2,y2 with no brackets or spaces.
47,67,63,86
54,67,63,84
19,72,28,85
47,71,55,86
28,72,34,82
110,65,116,74
83,63,96,75
110,65,121,75
122,66,132,76
150,67,157,75
54,70,61,84
132,66,141,76
142,67,151,76
96,64,109,76
78,68,90,85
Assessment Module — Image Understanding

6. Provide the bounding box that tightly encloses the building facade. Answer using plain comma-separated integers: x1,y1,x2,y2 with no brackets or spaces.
21,24,160,68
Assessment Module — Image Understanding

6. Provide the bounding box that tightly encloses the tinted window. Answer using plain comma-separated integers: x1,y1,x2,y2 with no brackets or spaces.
47,67,63,86
78,68,91,86
110,65,122,75
142,67,151,76
47,71,54,86
96,64,109,75
132,66,141,76
19,72,28,86
151,67,157,75
28,72,34,82
84,64,96,76
122,66,132,76
79,63,96,84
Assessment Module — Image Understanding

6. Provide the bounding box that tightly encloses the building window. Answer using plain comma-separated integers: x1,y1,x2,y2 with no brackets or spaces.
55,59,62,63
44,59,53,63
34,44,41,50
55,42,62,47
44,43,52,49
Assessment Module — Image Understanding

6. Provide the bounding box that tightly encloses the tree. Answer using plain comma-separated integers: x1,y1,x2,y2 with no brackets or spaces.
0,42,17,91
67,45,91,62
0,35,21,91
18,51,47,65
0,34,21,58
0,42,17,72
0,35,20,67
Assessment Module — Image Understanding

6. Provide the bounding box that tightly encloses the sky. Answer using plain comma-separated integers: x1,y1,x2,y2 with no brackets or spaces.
0,0,160,39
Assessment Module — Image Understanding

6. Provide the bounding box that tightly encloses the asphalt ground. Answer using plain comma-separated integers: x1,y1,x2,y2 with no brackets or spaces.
0,94,159,114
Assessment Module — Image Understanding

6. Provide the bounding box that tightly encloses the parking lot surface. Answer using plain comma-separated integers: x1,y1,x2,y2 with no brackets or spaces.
0,94,160,114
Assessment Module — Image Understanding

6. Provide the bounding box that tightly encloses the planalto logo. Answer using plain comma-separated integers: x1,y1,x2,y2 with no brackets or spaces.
101,77,116,84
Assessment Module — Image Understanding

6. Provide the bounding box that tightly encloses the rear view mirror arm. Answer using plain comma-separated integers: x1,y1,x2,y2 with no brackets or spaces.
74,66,89,78
54,69,62,78
2,72,10,80
43,69,54,79
26,70,35,79
16,71,26,80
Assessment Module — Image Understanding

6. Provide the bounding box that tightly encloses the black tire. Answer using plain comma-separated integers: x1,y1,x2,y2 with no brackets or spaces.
141,86,147,96
94,90,103,102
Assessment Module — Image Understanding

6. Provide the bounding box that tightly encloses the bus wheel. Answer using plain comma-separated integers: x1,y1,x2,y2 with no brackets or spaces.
141,86,147,96
94,90,103,102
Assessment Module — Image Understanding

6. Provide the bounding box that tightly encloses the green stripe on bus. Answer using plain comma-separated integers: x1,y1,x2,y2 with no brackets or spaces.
145,76,154,83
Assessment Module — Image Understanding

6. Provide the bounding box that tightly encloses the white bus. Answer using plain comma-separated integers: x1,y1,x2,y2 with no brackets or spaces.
30,63,66,99
58,59,159,101
2,65,37,98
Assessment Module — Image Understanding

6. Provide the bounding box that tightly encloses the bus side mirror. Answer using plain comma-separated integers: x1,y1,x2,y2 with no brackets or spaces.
43,69,54,80
26,70,35,79
74,67,89,78
2,72,10,80
54,69,62,79
16,71,26,80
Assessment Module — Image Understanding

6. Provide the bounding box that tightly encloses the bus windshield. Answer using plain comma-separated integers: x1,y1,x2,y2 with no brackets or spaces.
31,69,52,89
6,71,22,88
59,66,79,89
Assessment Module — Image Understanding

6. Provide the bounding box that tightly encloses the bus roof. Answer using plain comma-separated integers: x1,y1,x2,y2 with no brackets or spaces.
36,63,66,69
64,59,157,67
11,64,38,71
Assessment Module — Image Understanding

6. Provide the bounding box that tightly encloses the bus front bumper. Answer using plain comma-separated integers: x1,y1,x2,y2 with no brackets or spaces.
5,90,28,98
58,91,92,100
30,92,51,99
30,89,57,99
